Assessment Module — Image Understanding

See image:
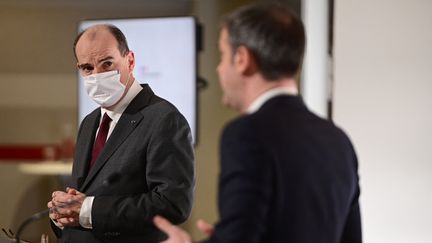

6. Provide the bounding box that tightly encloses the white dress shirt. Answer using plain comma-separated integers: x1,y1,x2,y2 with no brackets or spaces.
246,86,298,114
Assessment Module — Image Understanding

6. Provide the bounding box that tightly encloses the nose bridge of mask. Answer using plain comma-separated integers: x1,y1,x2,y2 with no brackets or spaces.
85,70,120,81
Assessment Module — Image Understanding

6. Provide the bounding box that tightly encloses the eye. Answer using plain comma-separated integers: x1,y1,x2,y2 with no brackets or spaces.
79,65,94,75
102,61,113,69
83,66,94,72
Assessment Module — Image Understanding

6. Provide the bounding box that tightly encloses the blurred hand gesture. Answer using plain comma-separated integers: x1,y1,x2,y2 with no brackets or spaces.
153,215,215,243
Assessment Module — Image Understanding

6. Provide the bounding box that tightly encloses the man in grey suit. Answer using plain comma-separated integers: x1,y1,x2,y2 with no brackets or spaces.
47,24,195,243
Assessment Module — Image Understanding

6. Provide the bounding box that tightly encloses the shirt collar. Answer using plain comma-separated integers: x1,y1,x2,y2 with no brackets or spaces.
100,80,143,123
247,86,298,114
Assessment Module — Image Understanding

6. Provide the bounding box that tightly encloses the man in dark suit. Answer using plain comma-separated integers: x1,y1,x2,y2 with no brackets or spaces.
47,24,195,242
154,3,362,243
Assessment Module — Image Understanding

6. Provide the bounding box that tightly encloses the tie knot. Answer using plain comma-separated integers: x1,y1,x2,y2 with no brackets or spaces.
101,113,112,126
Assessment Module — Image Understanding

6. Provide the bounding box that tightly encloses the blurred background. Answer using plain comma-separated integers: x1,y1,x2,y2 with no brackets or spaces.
0,0,431,242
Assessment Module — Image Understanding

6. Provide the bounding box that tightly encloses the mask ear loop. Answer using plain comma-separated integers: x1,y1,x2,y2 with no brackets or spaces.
123,53,134,87
123,71,132,88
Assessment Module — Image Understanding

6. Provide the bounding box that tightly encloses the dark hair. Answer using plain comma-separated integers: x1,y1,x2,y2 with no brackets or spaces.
222,3,305,80
73,24,130,60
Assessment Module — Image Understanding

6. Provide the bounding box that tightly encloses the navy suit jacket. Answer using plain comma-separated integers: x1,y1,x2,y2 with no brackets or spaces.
204,95,361,243
53,84,195,243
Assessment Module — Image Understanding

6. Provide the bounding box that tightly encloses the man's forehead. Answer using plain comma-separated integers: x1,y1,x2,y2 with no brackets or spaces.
76,48,116,64
76,31,119,63
75,41,119,65
219,28,230,48
82,25,111,40
78,28,114,46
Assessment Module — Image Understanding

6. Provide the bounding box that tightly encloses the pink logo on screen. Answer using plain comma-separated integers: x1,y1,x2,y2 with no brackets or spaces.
137,65,161,80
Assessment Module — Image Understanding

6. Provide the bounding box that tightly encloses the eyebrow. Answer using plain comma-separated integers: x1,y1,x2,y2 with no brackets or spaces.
77,56,114,69
77,63,92,70
98,56,114,63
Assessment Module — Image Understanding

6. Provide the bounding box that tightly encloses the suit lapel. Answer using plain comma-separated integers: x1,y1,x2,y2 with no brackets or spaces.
80,84,155,191
74,109,100,189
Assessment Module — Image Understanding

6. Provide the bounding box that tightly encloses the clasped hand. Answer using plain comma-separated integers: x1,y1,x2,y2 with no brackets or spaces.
47,187,86,227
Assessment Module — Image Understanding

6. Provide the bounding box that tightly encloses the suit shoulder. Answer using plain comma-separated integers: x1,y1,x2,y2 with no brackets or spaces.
221,115,257,143
139,95,191,133
133,95,185,124
82,107,100,122
332,123,357,152
223,115,250,132
146,95,182,114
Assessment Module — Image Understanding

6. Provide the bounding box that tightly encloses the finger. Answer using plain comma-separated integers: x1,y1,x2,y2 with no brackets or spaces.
52,192,73,203
67,198,79,205
48,200,61,209
49,214,58,221
57,217,72,225
41,234,49,243
49,211,57,219
53,197,77,206
57,217,79,227
153,215,175,234
52,205,67,215
50,212,68,221
66,187,78,195
52,205,75,216
49,207,63,219
52,190,68,197
52,198,76,209
55,222,64,228
49,204,61,215
67,188,85,198
53,218,64,228
196,219,214,236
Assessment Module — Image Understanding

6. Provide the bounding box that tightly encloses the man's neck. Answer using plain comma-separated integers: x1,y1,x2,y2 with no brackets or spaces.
240,76,298,113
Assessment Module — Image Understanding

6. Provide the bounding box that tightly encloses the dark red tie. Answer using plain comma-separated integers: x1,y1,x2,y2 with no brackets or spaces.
90,113,112,169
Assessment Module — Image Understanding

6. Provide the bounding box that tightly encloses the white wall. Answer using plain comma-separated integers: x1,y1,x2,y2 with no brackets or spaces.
0,74,76,108
301,0,329,118
333,0,432,242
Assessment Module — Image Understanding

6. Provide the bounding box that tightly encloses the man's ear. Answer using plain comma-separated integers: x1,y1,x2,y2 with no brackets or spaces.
234,46,258,76
127,51,135,71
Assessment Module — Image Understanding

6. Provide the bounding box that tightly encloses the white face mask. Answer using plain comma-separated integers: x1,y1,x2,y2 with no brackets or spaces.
83,70,128,107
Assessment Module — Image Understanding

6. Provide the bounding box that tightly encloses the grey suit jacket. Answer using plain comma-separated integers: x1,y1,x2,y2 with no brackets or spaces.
55,84,195,243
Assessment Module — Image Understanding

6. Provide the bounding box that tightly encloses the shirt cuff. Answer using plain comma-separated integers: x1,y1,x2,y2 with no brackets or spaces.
79,196,94,229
